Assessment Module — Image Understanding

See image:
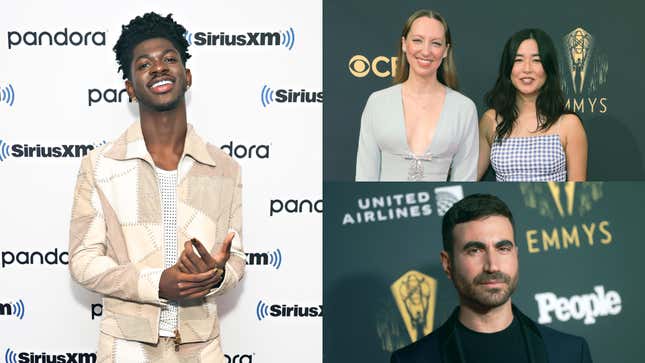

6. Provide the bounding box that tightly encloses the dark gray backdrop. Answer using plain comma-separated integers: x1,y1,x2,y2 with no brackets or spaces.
324,182,641,362
323,0,645,180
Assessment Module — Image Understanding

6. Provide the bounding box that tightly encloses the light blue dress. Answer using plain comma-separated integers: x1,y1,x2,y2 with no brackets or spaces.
355,84,479,181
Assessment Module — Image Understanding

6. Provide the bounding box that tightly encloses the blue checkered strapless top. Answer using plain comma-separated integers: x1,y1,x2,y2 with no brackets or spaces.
490,134,566,181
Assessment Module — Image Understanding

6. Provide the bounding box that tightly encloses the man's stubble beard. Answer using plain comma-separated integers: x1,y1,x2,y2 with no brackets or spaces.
152,97,182,112
136,78,187,113
138,92,184,113
452,266,519,310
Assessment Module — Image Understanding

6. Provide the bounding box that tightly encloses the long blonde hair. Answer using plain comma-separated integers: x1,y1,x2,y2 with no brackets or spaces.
393,9,458,89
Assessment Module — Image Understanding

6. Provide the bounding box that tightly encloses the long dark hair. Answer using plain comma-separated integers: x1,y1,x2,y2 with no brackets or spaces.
394,9,458,89
485,29,574,139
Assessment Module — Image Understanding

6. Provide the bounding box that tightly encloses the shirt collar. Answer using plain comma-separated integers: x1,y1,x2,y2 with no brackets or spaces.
104,121,217,167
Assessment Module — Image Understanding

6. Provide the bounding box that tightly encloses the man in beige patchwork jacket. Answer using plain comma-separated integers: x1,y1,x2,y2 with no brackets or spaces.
68,12,245,362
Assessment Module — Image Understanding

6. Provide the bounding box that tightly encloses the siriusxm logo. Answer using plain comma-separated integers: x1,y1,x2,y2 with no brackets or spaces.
0,141,9,162
1,248,68,268
0,300,25,320
88,88,130,106
255,300,322,321
260,85,323,107
0,140,105,162
221,141,270,159
246,249,282,269
4,349,95,363
1,84,15,107
184,27,295,50
7,28,106,49
535,285,622,325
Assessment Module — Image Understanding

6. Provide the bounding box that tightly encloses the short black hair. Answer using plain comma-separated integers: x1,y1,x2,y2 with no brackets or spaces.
441,194,514,254
113,12,191,80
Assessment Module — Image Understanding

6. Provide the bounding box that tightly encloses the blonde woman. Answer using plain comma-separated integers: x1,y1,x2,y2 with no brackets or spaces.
355,9,478,181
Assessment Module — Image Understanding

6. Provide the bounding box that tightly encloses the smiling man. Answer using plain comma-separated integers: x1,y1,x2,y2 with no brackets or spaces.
391,194,592,363
68,12,244,362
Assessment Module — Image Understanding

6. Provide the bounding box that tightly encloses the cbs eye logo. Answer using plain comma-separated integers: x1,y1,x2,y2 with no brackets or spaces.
348,55,398,78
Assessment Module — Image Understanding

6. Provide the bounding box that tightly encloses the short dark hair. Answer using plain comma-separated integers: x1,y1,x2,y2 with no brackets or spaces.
113,12,191,80
441,194,514,254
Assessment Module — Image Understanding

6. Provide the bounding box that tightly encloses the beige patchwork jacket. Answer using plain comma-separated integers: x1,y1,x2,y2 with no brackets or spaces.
68,121,245,344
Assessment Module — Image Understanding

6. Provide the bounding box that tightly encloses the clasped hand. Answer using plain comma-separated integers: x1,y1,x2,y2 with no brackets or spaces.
159,232,234,301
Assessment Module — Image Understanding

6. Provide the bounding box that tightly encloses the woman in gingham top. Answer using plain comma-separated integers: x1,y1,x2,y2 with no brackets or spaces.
477,29,588,181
